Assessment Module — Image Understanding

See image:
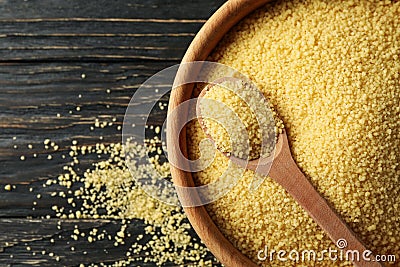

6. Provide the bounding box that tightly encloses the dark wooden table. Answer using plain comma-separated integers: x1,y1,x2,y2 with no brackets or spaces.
0,0,226,265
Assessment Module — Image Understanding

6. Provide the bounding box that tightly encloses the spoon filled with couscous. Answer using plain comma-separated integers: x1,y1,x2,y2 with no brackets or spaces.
196,77,384,267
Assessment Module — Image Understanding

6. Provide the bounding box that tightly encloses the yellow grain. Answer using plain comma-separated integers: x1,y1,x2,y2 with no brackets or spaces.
188,0,400,266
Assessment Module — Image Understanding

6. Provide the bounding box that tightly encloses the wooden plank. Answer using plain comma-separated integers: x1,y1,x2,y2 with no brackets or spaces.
0,0,227,265
0,21,197,60
0,0,225,20
0,35,193,61
0,0,227,61
0,62,169,201
0,218,220,266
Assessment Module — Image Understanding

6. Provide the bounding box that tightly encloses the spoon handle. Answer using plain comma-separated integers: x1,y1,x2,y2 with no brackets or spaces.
269,142,384,267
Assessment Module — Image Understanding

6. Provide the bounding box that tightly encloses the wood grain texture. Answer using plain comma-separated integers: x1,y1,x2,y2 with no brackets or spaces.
0,61,170,185
0,0,223,20
0,0,225,61
0,218,219,266
0,0,226,266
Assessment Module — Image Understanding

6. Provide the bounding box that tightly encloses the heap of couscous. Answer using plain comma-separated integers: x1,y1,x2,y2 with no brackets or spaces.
6,118,218,266
199,79,280,160
188,0,400,266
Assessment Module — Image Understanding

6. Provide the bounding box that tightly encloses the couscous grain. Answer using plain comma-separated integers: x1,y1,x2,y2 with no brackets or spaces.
188,0,400,266
199,79,281,160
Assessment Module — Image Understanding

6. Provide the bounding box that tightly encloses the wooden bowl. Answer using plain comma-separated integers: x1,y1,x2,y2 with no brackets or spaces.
167,0,271,266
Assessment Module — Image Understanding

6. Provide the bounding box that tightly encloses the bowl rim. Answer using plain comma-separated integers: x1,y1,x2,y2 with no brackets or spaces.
167,0,272,266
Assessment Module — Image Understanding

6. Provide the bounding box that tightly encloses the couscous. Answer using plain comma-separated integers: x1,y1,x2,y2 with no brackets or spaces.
188,0,400,266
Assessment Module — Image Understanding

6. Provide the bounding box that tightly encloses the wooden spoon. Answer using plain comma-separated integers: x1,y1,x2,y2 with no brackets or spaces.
197,82,384,267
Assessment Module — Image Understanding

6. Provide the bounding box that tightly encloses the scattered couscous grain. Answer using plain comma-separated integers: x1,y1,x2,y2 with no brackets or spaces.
41,125,217,266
